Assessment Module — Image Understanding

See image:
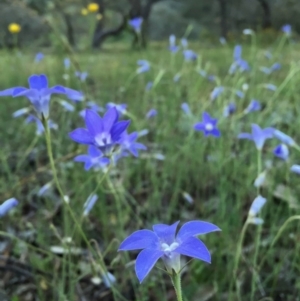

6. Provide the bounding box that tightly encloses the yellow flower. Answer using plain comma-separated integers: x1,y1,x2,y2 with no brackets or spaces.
96,13,102,20
87,3,99,13
8,23,21,34
81,8,88,16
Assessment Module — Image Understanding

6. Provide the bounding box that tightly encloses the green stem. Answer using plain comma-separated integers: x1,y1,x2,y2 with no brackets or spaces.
171,272,183,301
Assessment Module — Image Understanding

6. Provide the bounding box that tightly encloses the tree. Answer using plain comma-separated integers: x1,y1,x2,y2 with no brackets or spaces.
257,0,272,29
218,0,228,38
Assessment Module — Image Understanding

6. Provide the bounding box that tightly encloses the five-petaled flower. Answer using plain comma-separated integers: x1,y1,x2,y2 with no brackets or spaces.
69,108,130,156
238,124,274,150
118,131,147,157
194,112,220,137
0,74,82,118
119,220,220,283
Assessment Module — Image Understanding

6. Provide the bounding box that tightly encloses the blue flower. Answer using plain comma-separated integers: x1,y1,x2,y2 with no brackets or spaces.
64,58,71,69
194,112,220,137
229,45,250,74
118,131,147,157
129,17,143,33
223,102,236,117
169,35,179,53
106,102,127,115
34,52,44,63
183,50,197,61
233,45,242,61
146,109,157,119
137,60,150,74
238,124,274,150
248,195,266,225
291,165,300,174
25,115,58,136
12,107,30,118
75,71,88,82
119,220,220,283
69,108,130,155
273,144,289,160
181,38,188,49
243,99,261,114
59,100,75,112
145,82,153,91
181,103,191,115
273,129,295,146
210,86,224,101
83,194,98,216
270,63,281,72
0,74,82,118
74,145,110,170
282,24,292,35
265,84,277,91
0,198,18,217
235,90,244,98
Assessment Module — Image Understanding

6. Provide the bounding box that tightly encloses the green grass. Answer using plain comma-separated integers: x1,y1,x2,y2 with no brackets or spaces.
0,36,300,301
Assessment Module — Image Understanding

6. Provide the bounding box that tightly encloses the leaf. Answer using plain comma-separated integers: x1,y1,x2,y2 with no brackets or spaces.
273,184,299,209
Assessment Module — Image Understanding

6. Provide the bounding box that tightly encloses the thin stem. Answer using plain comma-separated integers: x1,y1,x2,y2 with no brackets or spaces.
171,272,183,301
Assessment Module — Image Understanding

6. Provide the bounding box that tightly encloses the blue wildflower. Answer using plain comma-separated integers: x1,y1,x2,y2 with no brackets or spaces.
181,38,188,49
210,86,224,101
34,52,44,63
219,37,226,45
129,17,143,33
0,198,18,217
0,74,82,118
137,60,150,74
273,129,295,146
64,58,71,69
59,100,75,112
233,45,242,61
248,195,266,225
25,115,58,136
83,194,98,216
106,102,127,115
238,124,274,150
273,144,289,161
169,35,179,53
74,145,110,170
194,112,220,137
183,50,197,61
243,99,261,114
12,107,30,118
223,102,236,117
38,182,52,196
236,90,244,98
145,82,153,91
282,24,292,35
69,108,130,155
146,109,157,119
291,165,300,174
80,101,104,118
119,220,220,283
181,103,191,115
270,63,281,72
118,131,147,157
75,71,88,82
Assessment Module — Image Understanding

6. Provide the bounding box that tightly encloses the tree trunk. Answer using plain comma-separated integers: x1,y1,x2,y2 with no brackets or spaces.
218,0,228,39
257,0,272,29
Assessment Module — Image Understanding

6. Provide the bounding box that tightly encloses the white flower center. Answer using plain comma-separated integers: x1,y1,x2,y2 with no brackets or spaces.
205,123,213,131
95,133,112,147
161,242,179,253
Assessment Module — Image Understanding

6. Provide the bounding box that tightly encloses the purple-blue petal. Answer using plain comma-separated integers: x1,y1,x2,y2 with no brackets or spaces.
103,107,119,132
119,230,159,251
194,122,205,131
28,74,48,90
135,249,164,283
174,236,211,263
238,133,253,140
0,87,26,97
152,221,180,245
69,128,94,144
176,221,221,242
88,145,102,157
111,120,131,140
0,198,19,217
85,110,103,136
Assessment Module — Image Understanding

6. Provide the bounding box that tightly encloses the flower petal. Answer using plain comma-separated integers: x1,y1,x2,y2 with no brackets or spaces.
69,128,94,144
291,164,300,174
85,109,103,136
194,122,205,131
176,221,221,242
174,237,211,263
0,87,26,97
111,121,131,140
28,74,48,90
237,133,252,140
88,145,102,157
119,230,159,251
153,221,180,245
249,195,266,216
135,249,164,283
0,198,18,217
103,107,119,132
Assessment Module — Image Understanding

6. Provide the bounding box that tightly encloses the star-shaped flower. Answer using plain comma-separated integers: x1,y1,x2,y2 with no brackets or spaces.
194,112,220,137
238,124,274,150
119,220,220,283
